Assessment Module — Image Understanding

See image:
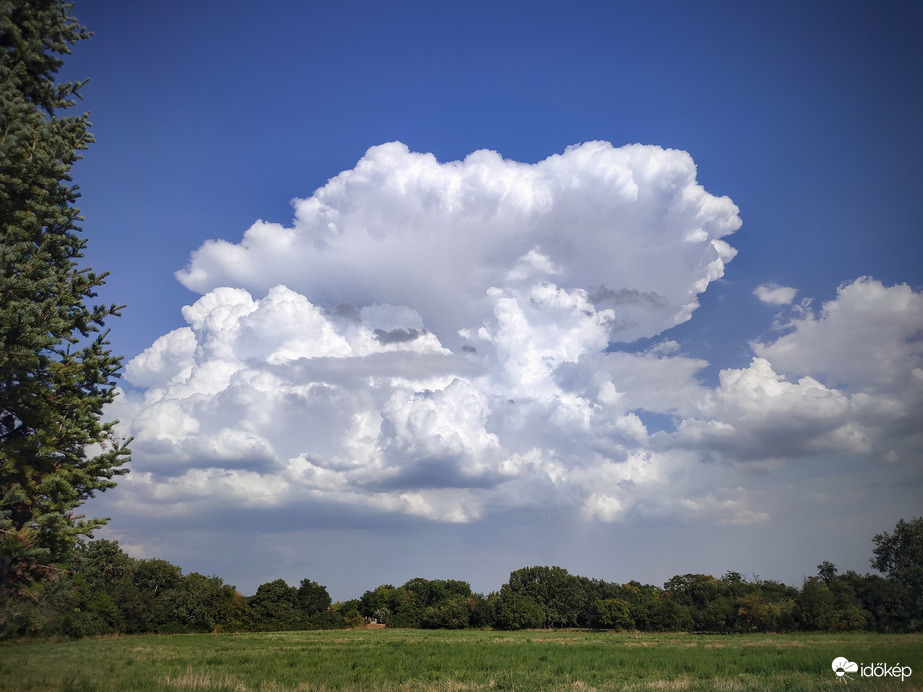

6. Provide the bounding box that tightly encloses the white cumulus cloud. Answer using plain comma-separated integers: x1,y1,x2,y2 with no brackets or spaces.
755,277,923,393
754,282,798,305
109,143,923,536
176,141,741,347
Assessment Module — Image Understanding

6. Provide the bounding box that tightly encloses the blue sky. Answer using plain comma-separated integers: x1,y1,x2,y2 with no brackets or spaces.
65,0,922,600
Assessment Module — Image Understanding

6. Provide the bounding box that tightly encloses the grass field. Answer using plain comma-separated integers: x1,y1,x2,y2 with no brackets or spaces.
2,629,920,692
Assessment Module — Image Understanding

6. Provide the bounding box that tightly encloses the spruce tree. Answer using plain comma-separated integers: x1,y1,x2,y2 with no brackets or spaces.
0,0,129,587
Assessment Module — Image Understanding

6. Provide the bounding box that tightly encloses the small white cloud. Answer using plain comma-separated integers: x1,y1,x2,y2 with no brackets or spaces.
754,282,798,305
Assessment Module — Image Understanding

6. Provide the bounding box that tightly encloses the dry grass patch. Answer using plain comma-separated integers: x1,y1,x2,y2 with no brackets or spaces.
643,676,693,689
566,682,599,692
161,667,248,691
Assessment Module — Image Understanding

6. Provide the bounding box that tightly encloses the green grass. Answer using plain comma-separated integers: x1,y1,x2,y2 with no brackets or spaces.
1,630,920,691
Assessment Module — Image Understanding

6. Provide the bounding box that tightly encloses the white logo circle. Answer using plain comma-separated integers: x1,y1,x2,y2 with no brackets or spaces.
832,657,858,678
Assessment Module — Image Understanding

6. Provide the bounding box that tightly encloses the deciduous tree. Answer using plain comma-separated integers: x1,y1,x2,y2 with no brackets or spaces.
507,565,586,628
593,597,633,630
297,578,332,617
249,578,300,629
871,517,922,627
494,586,544,630
871,518,922,592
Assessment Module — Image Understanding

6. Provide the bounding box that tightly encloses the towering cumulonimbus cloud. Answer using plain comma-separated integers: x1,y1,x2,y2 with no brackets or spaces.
110,142,923,531
176,141,741,347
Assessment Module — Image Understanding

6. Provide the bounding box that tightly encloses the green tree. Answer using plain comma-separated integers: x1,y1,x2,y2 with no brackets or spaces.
0,562,93,638
468,593,495,628
126,557,184,632
664,573,729,631
297,578,331,617
648,595,694,632
871,518,923,582
664,573,724,610
750,579,797,632
170,572,240,633
507,566,586,628
817,560,838,585
735,591,788,633
71,539,137,632
0,0,129,586
421,595,471,629
494,586,545,630
871,517,922,626
850,573,912,632
593,597,633,630
795,578,834,630
307,608,346,629
615,581,662,632
359,584,400,620
249,578,301,630
817,564,869,631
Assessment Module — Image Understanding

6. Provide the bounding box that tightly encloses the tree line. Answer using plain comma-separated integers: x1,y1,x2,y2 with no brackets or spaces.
1,517,920,639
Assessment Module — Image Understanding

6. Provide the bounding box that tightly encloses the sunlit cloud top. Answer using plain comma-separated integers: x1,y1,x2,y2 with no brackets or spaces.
176,141,741,347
